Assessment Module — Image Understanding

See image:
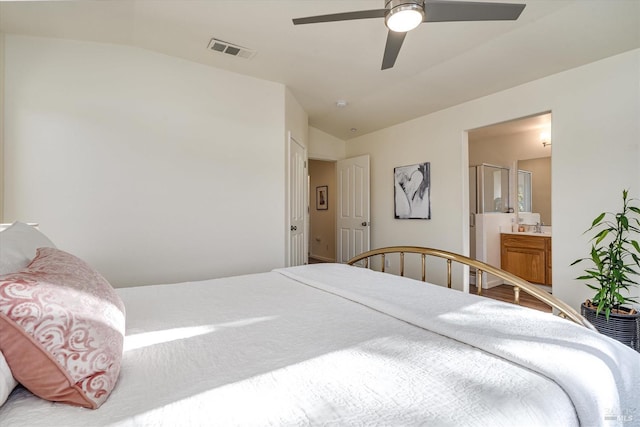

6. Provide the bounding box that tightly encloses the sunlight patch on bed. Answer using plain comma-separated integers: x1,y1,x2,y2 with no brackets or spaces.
124,316,276,351
125,339,419,425
121,334,575,426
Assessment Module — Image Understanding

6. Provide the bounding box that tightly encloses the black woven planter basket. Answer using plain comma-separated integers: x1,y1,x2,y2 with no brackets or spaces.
581,303,640,352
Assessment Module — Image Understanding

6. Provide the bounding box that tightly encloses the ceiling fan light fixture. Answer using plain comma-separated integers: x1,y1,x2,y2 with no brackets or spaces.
293,0,524,71
385,3,424,32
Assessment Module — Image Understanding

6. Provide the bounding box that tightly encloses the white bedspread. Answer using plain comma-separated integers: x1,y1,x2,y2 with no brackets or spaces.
0,264,637,426
277,264,640,427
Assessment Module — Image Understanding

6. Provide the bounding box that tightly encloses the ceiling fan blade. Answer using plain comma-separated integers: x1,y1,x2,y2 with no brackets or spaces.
423,1,525,22
381,30,407,70
293,9,387,25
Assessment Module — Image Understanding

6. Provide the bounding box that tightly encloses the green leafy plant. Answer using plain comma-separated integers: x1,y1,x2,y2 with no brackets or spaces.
571,189,640,319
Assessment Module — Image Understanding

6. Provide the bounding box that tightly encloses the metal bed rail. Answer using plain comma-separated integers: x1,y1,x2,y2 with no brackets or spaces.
347,246,595,330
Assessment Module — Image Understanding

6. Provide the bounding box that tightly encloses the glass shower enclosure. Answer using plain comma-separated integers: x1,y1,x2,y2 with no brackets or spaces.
470,164,510,215
469,164,510,280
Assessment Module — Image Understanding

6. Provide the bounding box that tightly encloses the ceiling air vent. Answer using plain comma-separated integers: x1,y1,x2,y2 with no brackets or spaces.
207,38,256,59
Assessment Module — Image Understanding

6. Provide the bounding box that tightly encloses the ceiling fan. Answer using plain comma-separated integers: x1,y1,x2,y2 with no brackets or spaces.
293,0,526,70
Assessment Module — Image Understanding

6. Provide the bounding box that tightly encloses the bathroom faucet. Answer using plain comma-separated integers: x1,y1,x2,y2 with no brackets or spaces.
535,222,542,233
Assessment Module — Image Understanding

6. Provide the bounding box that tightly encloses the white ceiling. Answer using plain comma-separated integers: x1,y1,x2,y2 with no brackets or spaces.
1,1,638,140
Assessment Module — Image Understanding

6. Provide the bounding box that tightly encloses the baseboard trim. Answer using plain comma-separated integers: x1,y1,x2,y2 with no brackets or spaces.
470,271,503,289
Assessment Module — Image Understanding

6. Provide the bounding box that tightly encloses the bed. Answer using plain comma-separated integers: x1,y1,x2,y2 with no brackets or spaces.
0,222,638,426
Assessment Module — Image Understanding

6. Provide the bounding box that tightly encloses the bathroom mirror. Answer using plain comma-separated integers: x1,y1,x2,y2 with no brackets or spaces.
517,157,551,225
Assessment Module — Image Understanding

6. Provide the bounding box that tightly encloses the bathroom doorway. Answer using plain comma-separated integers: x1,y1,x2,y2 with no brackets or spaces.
468,112,552,285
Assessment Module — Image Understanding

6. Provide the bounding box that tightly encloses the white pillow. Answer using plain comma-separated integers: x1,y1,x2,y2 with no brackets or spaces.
0,222,56,275
0,351,17,407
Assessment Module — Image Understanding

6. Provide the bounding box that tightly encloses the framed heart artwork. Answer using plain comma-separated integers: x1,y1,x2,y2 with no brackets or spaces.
394,162,431,219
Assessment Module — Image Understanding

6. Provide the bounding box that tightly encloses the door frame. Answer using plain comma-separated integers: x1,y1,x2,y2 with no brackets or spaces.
286,132,308,267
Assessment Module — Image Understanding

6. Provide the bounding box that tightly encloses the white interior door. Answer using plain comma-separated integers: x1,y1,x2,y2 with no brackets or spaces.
337,154,370,263
288,135,307,266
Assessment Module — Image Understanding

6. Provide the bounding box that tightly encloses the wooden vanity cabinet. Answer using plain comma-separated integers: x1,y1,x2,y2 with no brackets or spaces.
500,234,552,286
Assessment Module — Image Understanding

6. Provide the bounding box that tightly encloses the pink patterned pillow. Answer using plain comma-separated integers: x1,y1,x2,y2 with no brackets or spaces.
0,247,125,409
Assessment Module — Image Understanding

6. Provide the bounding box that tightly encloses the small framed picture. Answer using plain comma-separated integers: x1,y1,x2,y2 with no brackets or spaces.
316,186,328,210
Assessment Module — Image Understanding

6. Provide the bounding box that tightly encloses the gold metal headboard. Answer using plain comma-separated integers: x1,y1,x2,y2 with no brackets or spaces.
347,246,594,331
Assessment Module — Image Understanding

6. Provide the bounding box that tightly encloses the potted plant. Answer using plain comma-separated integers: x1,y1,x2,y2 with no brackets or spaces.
571,189,640,351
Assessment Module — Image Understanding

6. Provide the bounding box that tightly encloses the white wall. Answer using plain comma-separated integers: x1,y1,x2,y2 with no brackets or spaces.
3,35,294,286
0,32,4,223
347,49,640,310
308,126,346,161
285,88,308,148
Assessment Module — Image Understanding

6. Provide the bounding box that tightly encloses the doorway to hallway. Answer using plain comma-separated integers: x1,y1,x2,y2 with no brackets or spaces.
308,159,336,263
